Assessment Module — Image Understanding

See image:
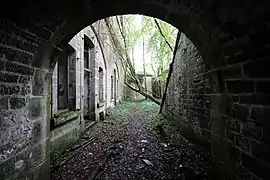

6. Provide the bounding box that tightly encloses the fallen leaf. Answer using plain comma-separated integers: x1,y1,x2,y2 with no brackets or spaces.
142,159,153,166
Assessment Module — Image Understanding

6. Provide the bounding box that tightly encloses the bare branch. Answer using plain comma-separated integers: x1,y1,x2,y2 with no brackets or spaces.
125,83,161,105
154,19,173,51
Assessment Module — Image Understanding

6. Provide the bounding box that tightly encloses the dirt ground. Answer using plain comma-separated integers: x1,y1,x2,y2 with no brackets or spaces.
51,100,210,180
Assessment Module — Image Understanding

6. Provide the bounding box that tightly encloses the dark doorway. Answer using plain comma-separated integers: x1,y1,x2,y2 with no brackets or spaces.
84,35,94,120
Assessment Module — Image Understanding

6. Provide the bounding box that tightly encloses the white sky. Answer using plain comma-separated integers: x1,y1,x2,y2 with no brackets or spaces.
131,15,153,75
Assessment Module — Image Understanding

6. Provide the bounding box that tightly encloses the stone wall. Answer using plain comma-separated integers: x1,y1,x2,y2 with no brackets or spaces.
163,34,210,147
163,32,270,180
0,19,124,179
1,0,270,179
49,21,124,160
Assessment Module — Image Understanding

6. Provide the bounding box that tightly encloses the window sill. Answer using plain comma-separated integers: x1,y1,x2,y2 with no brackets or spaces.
52,110,81,128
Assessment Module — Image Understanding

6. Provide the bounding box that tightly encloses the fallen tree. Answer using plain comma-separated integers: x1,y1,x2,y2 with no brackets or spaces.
159,31,182,113
104,17,161,105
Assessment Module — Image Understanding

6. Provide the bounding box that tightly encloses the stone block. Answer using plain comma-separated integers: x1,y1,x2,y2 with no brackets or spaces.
22,41,38,53
50,125,79,160
256,81,270,94
29,142,46,167
30,160,50,180
18,76,32,83
211,115,227,137
226,143,241,168
0,72,19,83
211,135,237,164
2,34,24,51
227,119,242,133
242,153,270,180
0,157,15,179
0,61,4,70
31,120,42,144
226,129,236,142
233,104,249,121
242,121,270,144
6,62,34,76
0,96,9,110
226,80,254,93
251,141,270,165
21,85,31,96
32,69,48,96
0,84,20,96
222,65,243,79
244,59,270,78
235,135,250,153
251,106,270,126
239,93,270,105
27,97,43,120
10,97,26,109
226,166,255,180
0,46,32,65
211,94,233,116
52,110,80,127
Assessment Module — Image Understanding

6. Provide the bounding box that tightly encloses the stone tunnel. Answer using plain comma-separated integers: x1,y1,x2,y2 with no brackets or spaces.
0,0,270,179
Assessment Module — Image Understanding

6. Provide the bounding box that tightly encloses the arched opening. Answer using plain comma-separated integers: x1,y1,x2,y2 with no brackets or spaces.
1,1,270,179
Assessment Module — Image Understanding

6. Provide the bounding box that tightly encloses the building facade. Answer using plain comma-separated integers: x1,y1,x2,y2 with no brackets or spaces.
49,20,124,159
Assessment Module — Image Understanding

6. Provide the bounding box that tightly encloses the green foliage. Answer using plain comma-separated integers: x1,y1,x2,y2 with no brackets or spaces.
141,16,177,81
106,15,177,83
146,112,188,145
107,100,159,124
157,69,169,81
107,101,135,123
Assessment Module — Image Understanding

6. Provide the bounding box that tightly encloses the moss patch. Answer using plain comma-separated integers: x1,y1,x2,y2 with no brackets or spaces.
50,128,79,161
146,111,189,146
52,110,81,128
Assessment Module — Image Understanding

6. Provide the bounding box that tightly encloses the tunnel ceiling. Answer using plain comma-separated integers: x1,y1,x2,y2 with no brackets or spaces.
1,0,269,70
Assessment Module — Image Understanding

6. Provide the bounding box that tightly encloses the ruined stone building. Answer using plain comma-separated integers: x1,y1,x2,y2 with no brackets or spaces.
1,0,270,179
49,21,124,160
0,19,125,178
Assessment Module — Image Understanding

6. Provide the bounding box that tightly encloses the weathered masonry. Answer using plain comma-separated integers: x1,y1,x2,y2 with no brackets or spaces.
49,22,124,161
1,0,270,179
0,18,124,179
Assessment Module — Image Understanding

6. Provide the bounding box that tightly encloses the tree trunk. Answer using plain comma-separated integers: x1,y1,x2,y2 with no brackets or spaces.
154,19,173,51
105,17,161,105
159,31,181,113
125,83,160,105
142,37,147,99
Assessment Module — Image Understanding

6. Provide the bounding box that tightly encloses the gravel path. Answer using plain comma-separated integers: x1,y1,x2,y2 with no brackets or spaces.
51,101,210,180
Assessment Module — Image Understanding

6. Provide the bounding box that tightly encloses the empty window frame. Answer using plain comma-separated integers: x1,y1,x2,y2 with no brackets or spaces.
57,45,76,111
99,67,104,102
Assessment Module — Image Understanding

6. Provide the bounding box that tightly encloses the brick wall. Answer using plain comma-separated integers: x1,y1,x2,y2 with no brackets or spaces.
163,31,270,179
0,18,50,179
1,0,270,179
163,34,211,147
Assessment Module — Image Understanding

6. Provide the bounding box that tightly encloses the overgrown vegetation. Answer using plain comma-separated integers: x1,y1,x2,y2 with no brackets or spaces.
104,15,179,105
146,112,189,146
106,101,136,124
106,100,186,146
106,100,159,124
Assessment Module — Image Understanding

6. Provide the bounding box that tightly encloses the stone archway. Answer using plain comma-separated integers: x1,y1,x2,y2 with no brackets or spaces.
1,0,270,179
